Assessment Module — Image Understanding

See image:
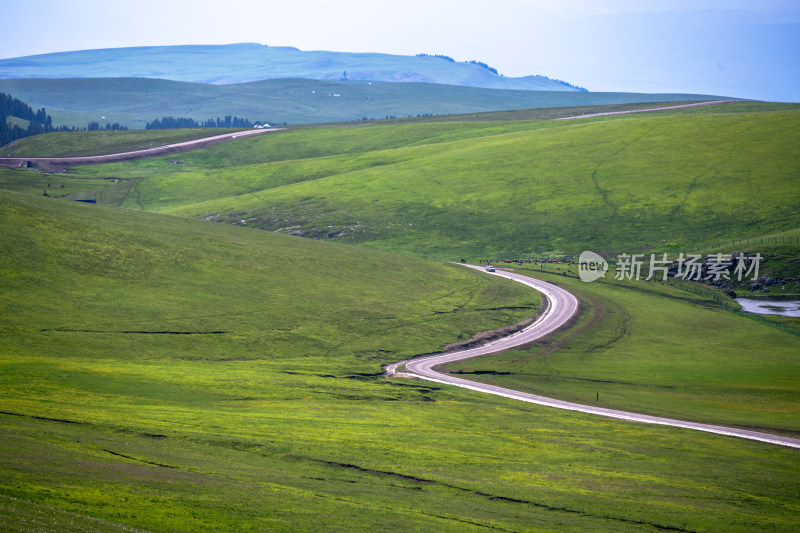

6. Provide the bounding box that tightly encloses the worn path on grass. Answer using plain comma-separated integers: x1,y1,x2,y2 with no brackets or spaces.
387,264,800,450
0,128,285,170
556,99,732,120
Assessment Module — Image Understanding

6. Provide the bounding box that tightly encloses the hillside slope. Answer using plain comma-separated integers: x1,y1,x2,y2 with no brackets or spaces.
2,191,799,532
49,103,796,258
0,43,581,91
0,190,537,364
3,105,800,532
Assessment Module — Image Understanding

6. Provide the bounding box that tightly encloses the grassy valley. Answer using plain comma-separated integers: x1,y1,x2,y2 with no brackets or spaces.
1,191,799,531
1,101,799,531
0,190,539,367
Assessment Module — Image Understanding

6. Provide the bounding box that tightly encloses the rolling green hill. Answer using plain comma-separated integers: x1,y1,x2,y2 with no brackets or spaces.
171,106,800,257
0,127,246,158
2,96,800,531
0,99,798,529
35,102,796,259
0,190,539,364
0,77,726,128
0,43,581,91
2,189,799,532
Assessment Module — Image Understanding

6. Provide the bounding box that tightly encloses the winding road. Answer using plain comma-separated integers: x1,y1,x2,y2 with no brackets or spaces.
555,99,731,120
1,101,730,169
5,108,794,448
388,264,800,450
0,128,284,170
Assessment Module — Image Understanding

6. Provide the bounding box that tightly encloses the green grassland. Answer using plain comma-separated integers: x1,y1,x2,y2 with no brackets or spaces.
25,102,796,259
180,107,800,258
0,172,136,205
0,128,245,157
0,77,726,128
6,119,549,160
2,103,799,531
0,190,540,367
2,100,792,160
2,190,799,532
0,120,569,209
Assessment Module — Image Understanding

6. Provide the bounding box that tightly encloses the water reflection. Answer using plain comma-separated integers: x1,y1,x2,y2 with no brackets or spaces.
735,298,800,317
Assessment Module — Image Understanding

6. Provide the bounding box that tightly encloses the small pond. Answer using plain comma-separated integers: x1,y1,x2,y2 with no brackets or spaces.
735,297,800,317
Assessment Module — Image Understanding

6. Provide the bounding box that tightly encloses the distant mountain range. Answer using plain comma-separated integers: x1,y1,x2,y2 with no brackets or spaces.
0,43,584,92
0,43,733,129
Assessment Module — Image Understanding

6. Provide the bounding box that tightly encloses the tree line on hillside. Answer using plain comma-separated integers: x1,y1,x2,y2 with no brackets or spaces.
536,75,587,92
416,53,456,62
1,91,127,146
416,53,498,74
467,60,499,75
86,121,128,131
145,115,281,129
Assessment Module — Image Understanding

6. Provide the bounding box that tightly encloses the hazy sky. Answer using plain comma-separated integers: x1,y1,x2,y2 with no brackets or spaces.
1,0,798,100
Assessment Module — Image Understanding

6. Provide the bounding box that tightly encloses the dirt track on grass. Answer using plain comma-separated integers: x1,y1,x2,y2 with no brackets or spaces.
0,128,284,170
556,100,731,120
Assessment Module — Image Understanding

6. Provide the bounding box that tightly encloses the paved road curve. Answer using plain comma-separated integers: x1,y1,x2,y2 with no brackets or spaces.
388,264,800,450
